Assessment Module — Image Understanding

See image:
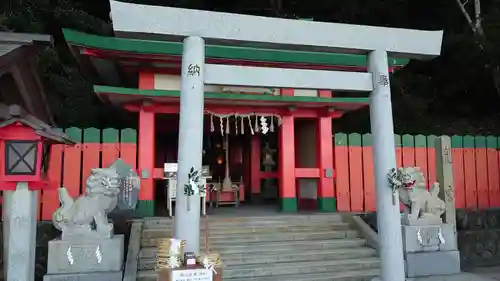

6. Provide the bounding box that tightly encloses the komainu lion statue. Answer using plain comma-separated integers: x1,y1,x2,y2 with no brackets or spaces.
388,167,445,225
52,167,121,240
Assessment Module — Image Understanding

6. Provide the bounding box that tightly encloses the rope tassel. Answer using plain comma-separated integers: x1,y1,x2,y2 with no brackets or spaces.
240,116,244,134
254,115,259,132
210,115,215,132
248,116,254,135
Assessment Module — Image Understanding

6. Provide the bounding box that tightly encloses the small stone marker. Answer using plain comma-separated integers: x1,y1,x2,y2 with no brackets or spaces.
435,136,456,228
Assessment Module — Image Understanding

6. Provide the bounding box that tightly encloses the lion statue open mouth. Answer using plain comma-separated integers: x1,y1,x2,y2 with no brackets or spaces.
388,167,445,226
52,167,121,240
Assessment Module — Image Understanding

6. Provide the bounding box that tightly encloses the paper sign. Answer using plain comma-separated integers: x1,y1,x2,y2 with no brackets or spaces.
171,268,213,281
164,163,178,172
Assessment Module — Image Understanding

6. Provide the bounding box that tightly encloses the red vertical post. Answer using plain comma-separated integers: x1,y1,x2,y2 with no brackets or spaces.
317,117,335,212
317,90,335,212
279,88,297,212
137,71,156,217
250,135,261,200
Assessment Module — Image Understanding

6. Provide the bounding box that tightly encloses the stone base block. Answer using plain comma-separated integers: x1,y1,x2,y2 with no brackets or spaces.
44,271,122,281
47,235,124,274
402,224,457,253
405,250,461,278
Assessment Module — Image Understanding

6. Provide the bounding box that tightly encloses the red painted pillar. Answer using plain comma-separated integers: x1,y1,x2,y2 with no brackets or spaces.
137,72,156,217
279,89,297,212
317,90,336,211
250,135,261,201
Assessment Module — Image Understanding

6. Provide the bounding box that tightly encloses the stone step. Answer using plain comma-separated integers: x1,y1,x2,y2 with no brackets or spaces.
221,269,380,281
136,258,380,280
140,230,358,247
141,214,344,229
139,238,368,257
223,258,380,278
141,222,351,237
137,269,379,281
138,248,377,270
220,247,377,266
209,230,359,243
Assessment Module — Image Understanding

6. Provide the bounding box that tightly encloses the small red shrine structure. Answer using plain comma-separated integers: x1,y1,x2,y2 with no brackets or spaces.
63,29,409,216
0,105,74,190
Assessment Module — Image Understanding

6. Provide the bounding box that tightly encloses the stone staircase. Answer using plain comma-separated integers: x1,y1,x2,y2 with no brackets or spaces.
136,213,380,281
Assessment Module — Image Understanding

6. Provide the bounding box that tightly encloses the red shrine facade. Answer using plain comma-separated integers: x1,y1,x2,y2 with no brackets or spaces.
63,29,407,216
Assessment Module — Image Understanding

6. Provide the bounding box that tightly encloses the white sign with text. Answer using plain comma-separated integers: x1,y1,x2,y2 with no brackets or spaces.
171,268,213,281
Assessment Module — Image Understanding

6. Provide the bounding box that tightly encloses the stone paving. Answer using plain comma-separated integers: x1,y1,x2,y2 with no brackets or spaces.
402,266,500,281
467,266,500,280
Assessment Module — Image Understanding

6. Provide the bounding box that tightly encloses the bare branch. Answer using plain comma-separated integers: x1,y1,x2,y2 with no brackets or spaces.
474,0,485,36
454,0,477,33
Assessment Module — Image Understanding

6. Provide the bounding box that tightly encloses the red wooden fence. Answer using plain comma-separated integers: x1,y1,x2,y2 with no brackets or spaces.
3,129,499,219
334,133,500,212
16,127,138,221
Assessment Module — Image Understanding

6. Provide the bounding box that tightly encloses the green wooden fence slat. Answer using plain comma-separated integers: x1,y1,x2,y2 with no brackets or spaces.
394,134,402,147
463,135,475,148
120,128,137,143
415,134,427,148
348,133,362,146
334,133,348,146
65,127,82,142
402,134,415,147
475,136,487,148
427,135,437,149
451,135,463,148
486,136,498,149
83,127,100,143
102,128,119,143
362,133,372,146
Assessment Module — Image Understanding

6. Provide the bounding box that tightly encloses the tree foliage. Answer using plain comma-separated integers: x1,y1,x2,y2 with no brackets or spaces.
1,0,500,134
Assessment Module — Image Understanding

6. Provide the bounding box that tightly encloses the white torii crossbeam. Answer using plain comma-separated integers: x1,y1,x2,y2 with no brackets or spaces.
109,2,443,281
110,0,442,58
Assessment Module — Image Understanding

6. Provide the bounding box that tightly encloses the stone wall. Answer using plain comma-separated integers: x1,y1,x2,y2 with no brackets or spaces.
361,209,500,269
456,209,500,269
0,217,131,281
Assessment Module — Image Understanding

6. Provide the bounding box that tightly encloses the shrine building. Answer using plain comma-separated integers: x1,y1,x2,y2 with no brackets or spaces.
63,26,408,216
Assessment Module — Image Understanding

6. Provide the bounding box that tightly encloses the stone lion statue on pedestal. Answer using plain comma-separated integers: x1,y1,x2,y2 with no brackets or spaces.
52,167,121,240
388,167,446,226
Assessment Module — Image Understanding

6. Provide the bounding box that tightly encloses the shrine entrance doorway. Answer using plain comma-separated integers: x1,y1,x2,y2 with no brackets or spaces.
153,113,282,216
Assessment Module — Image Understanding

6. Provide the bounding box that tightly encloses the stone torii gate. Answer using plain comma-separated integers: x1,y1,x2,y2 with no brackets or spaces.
109,1,443,280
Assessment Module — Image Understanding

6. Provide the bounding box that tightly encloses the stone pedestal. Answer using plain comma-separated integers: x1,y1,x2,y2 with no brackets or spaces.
44,235,124,281
402,224,460,278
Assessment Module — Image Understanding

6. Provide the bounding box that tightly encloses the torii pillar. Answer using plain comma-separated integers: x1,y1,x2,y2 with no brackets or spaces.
369,49,406,281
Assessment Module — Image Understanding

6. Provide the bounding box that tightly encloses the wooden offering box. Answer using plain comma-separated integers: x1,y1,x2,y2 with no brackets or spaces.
157,265,222,281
